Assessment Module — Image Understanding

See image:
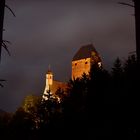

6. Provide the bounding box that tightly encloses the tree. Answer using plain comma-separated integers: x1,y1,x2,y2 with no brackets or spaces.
0,0,5,60
55,87,66,102
9,107,35,140
111,58,124,97
0,0,15,61
112,58,123,77
119,0,140,63
0,110,12,139
133,0,140,64
0,0,15,87
0,0,6,87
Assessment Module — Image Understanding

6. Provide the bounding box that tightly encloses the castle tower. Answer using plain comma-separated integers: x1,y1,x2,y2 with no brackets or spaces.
72,44,102,79
42,69,53,100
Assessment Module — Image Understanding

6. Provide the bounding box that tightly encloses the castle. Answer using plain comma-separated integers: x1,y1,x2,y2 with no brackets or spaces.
42,44,101,100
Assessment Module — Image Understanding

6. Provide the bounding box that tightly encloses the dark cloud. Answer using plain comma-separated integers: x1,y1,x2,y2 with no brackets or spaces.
0,0,135,112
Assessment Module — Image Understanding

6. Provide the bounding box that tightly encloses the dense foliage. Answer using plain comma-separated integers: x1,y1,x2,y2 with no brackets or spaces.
0,55,137,139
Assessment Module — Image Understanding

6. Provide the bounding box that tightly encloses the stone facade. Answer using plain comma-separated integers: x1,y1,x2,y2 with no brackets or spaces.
72,44,101,79
72,58,91,79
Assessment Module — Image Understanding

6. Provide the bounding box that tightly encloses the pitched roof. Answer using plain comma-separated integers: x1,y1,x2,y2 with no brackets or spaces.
47,70,53,74
72,44,99,61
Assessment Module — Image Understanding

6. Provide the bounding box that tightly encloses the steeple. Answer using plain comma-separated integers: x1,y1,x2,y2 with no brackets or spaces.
42,67,53,100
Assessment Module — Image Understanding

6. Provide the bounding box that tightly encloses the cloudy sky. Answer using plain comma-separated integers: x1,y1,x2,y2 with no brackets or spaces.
0,0,135,112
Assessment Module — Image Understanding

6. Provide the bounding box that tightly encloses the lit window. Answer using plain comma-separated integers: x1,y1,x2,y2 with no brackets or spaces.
85,62,88,64
98,62,102,67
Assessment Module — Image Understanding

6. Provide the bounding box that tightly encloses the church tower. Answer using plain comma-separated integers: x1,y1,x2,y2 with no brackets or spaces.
72,44,102,79
42,69,53,100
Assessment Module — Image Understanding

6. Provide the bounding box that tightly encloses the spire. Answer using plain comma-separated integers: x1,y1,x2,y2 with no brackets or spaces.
48,64,51,71
47,64,52,74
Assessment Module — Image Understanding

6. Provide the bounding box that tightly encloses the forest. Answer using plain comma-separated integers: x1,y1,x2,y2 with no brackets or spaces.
0,56,137,139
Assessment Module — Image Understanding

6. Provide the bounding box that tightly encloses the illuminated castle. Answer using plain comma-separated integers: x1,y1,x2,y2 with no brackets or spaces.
43,44,101,100
72,44,101,79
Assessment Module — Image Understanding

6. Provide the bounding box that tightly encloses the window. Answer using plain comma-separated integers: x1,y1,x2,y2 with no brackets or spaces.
85,62,88,64
98,62,102,67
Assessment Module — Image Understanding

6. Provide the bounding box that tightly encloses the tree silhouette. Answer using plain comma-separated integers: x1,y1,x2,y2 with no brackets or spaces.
112,58,123,77
0,0,15,87
0,0,15,61
0,0,5,60
0,110,12,139
9,107,35,140
61,58,137,139
133,0,140,64
119,0,140,63
0,56,137,139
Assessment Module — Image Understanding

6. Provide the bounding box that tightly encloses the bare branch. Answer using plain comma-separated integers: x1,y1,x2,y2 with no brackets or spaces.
0,79,6,81
118,2,134,7
0,84,4,87
2,42,11,56
5,5,16,17
0,79,6,87
3,40,12,44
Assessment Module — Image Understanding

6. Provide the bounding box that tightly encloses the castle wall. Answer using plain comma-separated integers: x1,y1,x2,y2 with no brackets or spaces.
52,81,67,94
72,58,91,79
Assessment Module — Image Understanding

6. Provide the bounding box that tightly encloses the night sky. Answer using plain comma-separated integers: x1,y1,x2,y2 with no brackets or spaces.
0,0,135,112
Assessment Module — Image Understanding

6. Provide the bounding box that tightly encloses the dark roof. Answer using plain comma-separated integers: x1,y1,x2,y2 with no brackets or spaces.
72,44,98,61
47,69,53,74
